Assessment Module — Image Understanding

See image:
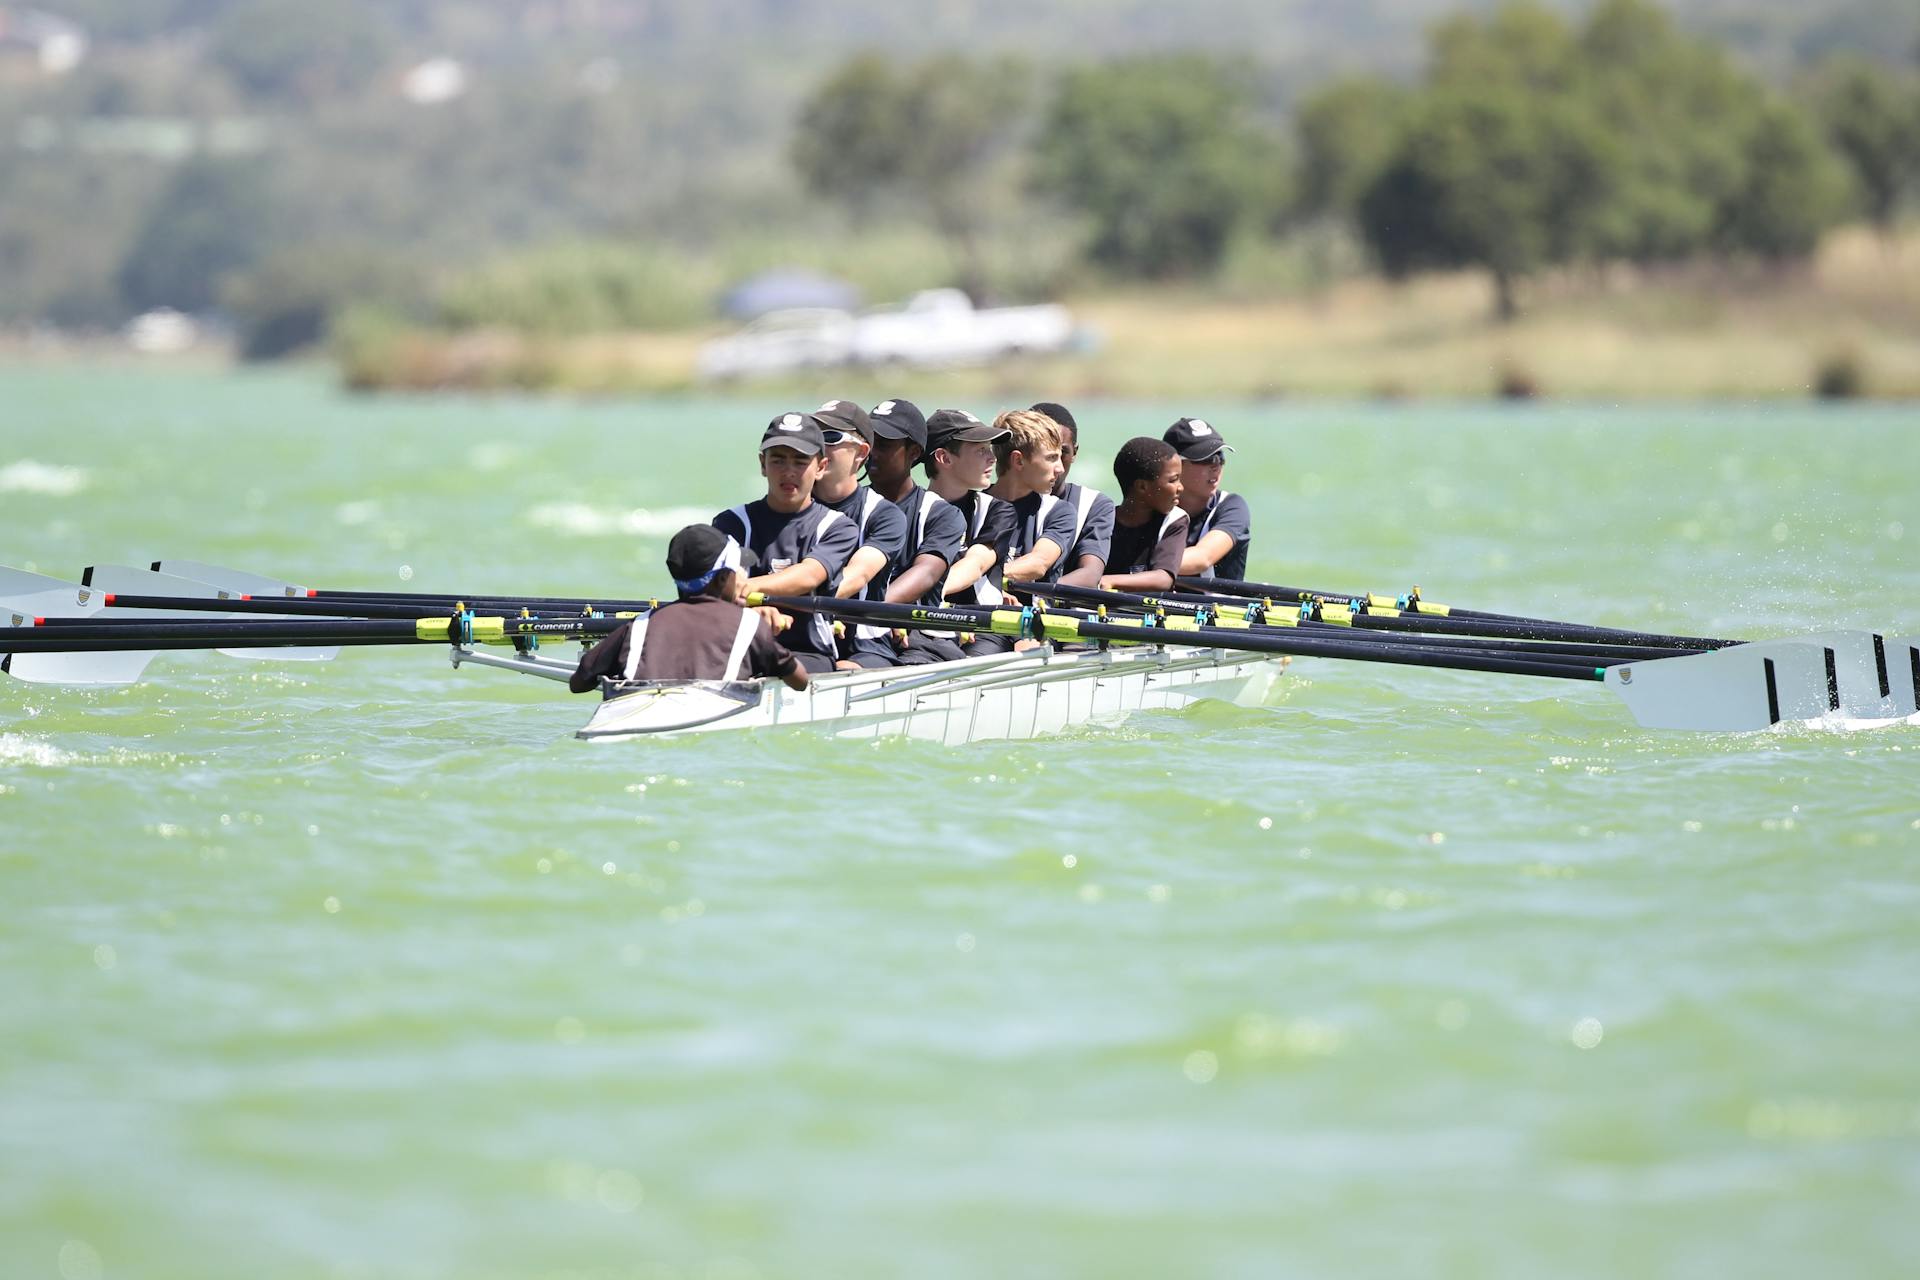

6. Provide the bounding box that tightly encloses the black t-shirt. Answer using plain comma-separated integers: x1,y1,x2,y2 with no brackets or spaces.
891,485,966,608
569,595,797,691
1056,480,1116,575
945,490,1016,607
818,486,910,603
1185,491,1252,582
712,498,859,659
1105,508,1190,577
1005,491,1081,584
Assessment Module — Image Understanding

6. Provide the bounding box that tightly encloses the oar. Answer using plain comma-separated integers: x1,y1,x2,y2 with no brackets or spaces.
1176,573,1560,625
753,594,1845,732
1016,580,1706,660
1,613,627,654
92,593,640,622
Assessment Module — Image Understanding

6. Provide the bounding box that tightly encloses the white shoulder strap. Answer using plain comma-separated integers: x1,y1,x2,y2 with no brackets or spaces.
722,610,759,682
1071,484,1097,542
1194,492,1222,538
1160,509,1183,539
917,490,939,542
728,504,753,547
619,614,652,681
815,507,845,535
856,490,881,538
970,493,996,538
1037,492,1060,529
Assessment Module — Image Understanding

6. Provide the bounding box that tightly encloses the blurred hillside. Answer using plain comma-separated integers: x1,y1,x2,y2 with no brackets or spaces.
2,0,1915,335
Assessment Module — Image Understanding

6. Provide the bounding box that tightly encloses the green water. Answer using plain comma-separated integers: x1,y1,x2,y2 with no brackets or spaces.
3,366,1917,1279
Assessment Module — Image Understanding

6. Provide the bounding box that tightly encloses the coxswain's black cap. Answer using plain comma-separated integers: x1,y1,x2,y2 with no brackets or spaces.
666,523,758,589
814,398,874,444
760,411,828,456
1163,417,1234,461
925,408,1008,449
1031,401,1077,436
868,398,927,449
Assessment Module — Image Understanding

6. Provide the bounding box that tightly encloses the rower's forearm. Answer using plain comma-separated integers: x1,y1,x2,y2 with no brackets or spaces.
886,558,945,604
748,561,828,597
1179,531,1234,575
943,547,996,595
835,548,888,598
1058,558,1106,589
1003,543,1062,583
1101,569,1175,593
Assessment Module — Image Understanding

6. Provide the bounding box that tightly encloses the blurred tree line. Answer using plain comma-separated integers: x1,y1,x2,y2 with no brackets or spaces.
0,0,1915,350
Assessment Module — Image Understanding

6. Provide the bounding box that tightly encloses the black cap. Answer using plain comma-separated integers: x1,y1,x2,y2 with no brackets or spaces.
1031,401,1077,436
814,398,874,444
869,398,927,449
760,411,828,456
1163,417,1234,461
925,408,1008,449
666,524,758,584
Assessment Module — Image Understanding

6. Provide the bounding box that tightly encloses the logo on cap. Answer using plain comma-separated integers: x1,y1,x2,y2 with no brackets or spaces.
778,414,804,431
819,400,842,412
1188,420,1213,436
875,400,895,415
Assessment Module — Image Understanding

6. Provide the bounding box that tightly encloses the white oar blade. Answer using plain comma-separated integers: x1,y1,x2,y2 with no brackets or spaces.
1788,630,1912,723
148,559,341,661
1604,641,1832,732
1,565,154,686
1890,637,1920,721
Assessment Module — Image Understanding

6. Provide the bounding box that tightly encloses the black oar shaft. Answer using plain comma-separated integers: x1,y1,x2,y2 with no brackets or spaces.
96,594,623,622
1017,581,1695,662
761,595,1605,683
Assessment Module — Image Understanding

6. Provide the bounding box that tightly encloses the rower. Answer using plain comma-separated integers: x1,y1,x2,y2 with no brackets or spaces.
986,409,1076,592
1099,437,1188,593
1163,417,1251,581
1032,401,1114,589
924,408,1016,657
858,397,968,666
711,412,861,673
569,524,808,693
811,398,909,670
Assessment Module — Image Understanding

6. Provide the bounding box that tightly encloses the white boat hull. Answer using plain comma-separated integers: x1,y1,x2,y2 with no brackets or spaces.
576,645,1287,745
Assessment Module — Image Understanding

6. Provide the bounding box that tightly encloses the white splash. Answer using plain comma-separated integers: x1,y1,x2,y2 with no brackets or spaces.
0,733,80,767
525,504,713,539
0,461,89,496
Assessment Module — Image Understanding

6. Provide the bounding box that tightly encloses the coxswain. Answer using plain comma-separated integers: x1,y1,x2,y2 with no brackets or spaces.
568,524,807,693
1163,417,1251,581
859,398,969,666
1099,437,1189,593
811,399,910,669
711,412,861,674
1032,400,1114,589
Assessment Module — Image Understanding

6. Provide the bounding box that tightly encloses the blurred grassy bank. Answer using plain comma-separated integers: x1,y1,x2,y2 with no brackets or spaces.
336,226,1920,401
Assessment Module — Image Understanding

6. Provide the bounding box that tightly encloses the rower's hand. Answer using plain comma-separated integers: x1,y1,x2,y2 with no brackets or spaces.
890,628,910,650
753,605,792,633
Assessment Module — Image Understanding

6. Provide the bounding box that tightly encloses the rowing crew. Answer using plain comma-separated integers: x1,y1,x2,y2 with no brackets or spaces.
571,400,1252,691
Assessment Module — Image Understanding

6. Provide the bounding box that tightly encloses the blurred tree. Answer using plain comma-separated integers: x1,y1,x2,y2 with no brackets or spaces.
1429,0,1581,95
1359,88,1621,319
222,244,431,359
1713,98,1850,261
790,54,913,223
1293,77,1412,221
1031,56,1286,277
1808,57,1919,233
208,0,394,106
116,158,278,314
1576,0,1764,263
792,54,1029,295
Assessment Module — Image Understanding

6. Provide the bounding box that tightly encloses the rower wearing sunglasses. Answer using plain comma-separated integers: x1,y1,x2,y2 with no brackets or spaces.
811,398,910,670
1163,417,1251,582
710,411,861,674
